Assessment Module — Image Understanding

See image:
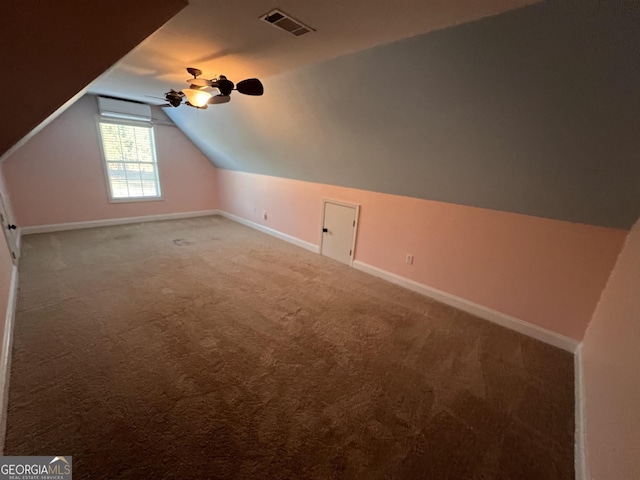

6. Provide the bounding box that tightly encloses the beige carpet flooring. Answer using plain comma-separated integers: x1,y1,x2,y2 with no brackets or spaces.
4,216,574,479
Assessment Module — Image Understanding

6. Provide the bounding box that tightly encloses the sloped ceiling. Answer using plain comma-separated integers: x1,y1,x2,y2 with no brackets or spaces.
164,1,640,229
88,0,536,103
0,0,187,160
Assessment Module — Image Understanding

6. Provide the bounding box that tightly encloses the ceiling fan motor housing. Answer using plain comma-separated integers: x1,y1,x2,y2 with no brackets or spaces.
217,76,235,96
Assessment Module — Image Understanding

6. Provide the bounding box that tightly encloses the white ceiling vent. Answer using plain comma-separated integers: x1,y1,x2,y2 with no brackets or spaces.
261,9,314,37
98,97,152,122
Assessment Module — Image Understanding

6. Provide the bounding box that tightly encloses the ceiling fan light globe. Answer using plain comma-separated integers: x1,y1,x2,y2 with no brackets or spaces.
185,102,208,110
203,87,221,96
209,95,231,105
186,78,212,87
182,88,212,108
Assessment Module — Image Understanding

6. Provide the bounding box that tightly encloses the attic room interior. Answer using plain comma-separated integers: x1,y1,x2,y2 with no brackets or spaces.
0,0,638,478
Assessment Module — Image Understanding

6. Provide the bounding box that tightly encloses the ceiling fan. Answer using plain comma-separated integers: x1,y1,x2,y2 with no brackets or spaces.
156,68,264,110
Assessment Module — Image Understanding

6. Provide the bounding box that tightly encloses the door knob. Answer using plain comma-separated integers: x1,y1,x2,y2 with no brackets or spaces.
322,228,328,233
7,224,16,230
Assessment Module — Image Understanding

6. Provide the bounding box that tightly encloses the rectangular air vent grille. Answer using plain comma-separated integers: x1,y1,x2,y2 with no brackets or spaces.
261,9,314,37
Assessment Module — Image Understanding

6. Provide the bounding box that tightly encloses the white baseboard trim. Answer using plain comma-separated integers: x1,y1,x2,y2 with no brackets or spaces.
217,211,320,254
0,265,19,454
217,212,578,352
353,260,579,353
18,210,220,236
575,344,588,480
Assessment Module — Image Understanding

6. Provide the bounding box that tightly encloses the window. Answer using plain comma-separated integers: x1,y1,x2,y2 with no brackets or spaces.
98,120,161,200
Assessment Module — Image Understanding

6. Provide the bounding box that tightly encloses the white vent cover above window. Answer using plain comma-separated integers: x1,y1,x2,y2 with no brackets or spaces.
261,9,315,37
98,97,152,122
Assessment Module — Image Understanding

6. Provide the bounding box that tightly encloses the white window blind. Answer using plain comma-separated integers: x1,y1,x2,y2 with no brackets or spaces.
98,121,161,200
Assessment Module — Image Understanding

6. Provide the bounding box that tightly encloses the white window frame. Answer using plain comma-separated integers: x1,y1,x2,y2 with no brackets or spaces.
96,117,163,203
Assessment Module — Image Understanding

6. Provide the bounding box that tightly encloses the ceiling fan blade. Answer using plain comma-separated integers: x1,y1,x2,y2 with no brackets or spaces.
186,67,203,78
209,95,231,105
236,78,264,96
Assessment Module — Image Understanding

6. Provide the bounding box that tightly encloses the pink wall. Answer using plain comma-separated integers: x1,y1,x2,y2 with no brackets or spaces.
217,169,627,340
1,95,218,227
582,218,640,478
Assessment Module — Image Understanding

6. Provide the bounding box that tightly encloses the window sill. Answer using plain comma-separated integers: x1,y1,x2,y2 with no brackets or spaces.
108,196,164,204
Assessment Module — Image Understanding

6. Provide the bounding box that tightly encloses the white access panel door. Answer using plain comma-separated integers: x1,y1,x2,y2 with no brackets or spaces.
321,201,358,266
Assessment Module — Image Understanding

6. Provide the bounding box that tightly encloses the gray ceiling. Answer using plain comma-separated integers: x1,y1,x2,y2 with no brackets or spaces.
166,1,640,230
89,0,535,103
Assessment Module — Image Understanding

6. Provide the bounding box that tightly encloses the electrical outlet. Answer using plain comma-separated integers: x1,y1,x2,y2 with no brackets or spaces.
406,254,414,265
